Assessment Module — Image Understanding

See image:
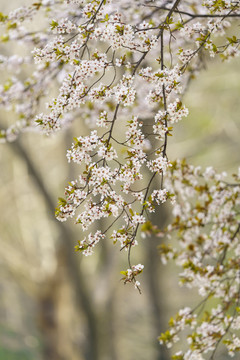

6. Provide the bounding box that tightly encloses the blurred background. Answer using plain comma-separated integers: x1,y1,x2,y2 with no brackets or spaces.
0,1,240,359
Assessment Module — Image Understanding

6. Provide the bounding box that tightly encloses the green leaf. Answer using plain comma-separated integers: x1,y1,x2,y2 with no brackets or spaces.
129,208,134,216
115,25,124,35
50,20,59,30
7,22,17,30
165,16,173,25
120,271,127,276
1,34,9,42
58,197,67,206
175,21,183,30
0,12,8,22
141,220,153,232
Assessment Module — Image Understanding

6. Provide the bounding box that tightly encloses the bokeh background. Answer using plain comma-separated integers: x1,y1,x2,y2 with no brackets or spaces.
0,1,240,359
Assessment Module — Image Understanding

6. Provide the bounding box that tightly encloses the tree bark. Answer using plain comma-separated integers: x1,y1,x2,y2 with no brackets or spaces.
9,139,100,360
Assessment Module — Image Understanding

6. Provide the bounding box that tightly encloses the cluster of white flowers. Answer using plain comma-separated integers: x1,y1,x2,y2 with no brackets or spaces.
139,65,182,104
167,99,189,124
222,44,240,61
151,189,168,204
112,75,136,106
203,0,238,11
160,160,240,358
147,156,171,174
8,5,36,22
65,0,83,4
179,22,206,39
121,263,144,289
97,143,118,160
75,230,105,256
97,14,135,50
66,130,99,165
96,110,108,127
51,18,77,34
178,48,196,63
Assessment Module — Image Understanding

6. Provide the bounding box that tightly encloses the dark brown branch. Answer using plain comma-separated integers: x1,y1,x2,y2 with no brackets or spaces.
148,5,240,19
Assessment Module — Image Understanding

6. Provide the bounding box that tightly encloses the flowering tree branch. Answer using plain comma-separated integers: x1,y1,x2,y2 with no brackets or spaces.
1,0,240,358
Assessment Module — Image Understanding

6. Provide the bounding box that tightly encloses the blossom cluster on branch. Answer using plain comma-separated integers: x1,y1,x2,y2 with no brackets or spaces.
0,0,240,358
160,161,240,359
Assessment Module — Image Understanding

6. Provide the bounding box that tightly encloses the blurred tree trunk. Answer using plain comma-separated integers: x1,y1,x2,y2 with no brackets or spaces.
142,116,170,360
145,200,170,360
94,220,118,360
37,278,64,360
8,138,100,360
